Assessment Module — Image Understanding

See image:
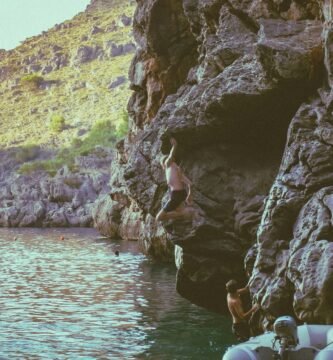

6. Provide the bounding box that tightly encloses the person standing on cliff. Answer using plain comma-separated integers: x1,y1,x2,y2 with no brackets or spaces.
226,279,259,342
156,137,194,221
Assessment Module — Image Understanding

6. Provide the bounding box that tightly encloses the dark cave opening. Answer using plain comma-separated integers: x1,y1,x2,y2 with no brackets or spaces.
168,81,323,314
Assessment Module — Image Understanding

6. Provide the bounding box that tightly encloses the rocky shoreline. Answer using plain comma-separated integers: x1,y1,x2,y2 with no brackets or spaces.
0,147,112,228
2,0,333,335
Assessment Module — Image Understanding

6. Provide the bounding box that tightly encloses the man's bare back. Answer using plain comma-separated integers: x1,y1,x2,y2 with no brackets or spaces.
156,137,194,222
227,293,246,323
225,279,258,341
165,162,186,191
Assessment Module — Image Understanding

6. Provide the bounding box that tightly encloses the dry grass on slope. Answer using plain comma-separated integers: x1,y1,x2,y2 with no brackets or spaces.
0,1,135,174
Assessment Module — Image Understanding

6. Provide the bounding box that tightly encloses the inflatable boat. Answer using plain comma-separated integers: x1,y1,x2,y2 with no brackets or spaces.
222,316,333,360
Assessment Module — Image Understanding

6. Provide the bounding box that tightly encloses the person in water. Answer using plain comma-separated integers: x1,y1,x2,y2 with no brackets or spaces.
226,279,259,342
156,137,194,221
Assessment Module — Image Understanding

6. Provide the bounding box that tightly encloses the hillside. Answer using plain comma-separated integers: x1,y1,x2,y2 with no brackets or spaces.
0,0,135,173
0,0,136,228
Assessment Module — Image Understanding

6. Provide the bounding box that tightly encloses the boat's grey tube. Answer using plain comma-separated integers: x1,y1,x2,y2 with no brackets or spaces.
222,346,258,360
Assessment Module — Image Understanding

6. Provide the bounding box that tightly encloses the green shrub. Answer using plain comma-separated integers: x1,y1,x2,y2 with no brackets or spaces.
15,143,40,163
116,110,129,138
20,119,119,175
79,150,90,156
21,74,44,89
63,177,82,188
19,159,61,177
50,114,66,133
71,137,82,147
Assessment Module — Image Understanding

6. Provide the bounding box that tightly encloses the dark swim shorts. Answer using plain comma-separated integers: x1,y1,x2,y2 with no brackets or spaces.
232,322,250,342
163,189,187,212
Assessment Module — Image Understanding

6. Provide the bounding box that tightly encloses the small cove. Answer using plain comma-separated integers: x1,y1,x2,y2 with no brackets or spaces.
0,228,234,359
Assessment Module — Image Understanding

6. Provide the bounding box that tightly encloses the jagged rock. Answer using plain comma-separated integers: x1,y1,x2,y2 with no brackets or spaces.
257,19,323,81
288,188,333,323
0,66,11,81
118,202,143,240
39,52,69,74
76,128,87,137
108,76,127,89
86,0,117,12
92,195,121,237
234,195,266,241
227,0,320,20
74,150,113,170
0,185,13,201
105,0,330,320
50,53,69,70
0,148,112,228
106,21,118,32
138,214,172,261
18,201,46,227
51,45,63,53
72,191,84,210
119,14,132,26
91,172,111,193
22,55,37,66
55,22,73,31
0,206,18,226
49,180,75,203
112,43,129,56
71,45,104,65
79,179,98,202
41,65,53,74
27,64,41,73
45,208,68,227
39,80,60,90
104,41,135,57
11,178,41,201
90,25,103,35
249,97,333,330
29,107,38,114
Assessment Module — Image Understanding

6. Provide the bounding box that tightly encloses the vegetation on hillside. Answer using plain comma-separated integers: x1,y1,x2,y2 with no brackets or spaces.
20,74,44,90
0,0,135,174
19,119,118,176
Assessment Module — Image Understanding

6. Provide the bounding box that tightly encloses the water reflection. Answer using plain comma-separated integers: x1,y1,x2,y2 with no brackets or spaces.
0,228,233,359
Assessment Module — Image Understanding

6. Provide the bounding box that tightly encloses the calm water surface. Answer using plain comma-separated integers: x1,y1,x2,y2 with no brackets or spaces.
0,228,233,359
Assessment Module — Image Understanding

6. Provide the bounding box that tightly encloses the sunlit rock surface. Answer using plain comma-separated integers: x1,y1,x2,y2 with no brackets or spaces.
100,0,333,328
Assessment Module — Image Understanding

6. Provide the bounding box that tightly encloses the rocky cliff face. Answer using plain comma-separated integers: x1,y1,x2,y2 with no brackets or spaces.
0,147,112,227
102,0,333,329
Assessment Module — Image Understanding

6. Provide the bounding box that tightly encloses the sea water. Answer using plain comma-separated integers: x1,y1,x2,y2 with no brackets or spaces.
0,228,234,359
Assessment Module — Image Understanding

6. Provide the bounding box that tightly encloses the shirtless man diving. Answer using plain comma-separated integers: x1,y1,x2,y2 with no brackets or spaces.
156,137,193,221
226,279,259,342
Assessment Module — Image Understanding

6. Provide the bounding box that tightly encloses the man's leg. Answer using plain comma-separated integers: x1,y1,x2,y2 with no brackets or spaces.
156,205,193,221
156,208,168,221
232,323,250,342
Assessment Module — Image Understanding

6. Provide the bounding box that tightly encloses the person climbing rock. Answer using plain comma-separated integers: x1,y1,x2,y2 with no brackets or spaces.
156,137,194,222
226,279,259,342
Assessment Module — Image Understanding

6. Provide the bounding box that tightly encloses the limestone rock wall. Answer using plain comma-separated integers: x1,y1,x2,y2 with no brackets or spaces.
0,148,112,228
105,0,333,327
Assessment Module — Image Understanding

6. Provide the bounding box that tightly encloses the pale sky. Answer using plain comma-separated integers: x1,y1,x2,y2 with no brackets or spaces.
0,0,91,50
